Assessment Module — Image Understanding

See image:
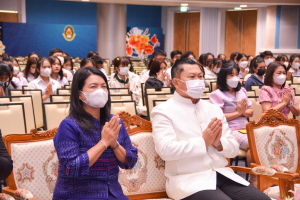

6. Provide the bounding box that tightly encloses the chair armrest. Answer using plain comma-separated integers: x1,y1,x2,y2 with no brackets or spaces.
230,166,299,181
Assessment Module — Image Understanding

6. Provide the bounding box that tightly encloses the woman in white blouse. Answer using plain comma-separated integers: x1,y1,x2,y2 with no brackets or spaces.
204,58,222,79
49,56,68,88
28,57,60,102
19,57,37,83
109,57,141,103
11,57,28,88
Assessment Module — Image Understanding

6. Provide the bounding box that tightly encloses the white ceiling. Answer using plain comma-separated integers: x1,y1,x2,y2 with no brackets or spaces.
62,0,300,8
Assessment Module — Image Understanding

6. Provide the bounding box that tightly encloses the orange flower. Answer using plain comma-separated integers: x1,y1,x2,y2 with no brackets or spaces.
128,35,141,49
143,43,154,55
273,145,281,157
126,44,132,56
151,34,158,44
141,35,149,44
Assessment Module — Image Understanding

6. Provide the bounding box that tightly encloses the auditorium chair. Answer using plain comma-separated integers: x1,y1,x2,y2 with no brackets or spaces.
250,85,260,97
145,93,173,118
292,76,300,84
110,94,133,101
109,88,130,95
42,102,70,130
0,103,26,136
111,101,136,116
50,95,70,102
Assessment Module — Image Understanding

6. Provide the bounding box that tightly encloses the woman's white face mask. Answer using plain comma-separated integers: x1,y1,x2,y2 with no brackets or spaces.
81,89,108,108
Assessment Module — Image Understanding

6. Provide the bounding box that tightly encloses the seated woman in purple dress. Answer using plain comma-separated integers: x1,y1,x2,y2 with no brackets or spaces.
209,61,256,185
53,67,138,200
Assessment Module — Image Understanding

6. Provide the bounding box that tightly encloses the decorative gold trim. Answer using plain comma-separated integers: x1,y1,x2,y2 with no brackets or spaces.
30,128,58,137
118,111,152,135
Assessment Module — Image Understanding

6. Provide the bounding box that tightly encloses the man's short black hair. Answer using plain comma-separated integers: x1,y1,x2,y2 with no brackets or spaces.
152,50,166,59
91,55,103,64
260,50,273,58
170,50,182,59
171,58,202,79
49,48,63,57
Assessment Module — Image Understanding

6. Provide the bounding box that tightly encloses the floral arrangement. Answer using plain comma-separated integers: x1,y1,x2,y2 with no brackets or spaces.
126,27,160,59
0,40,5,56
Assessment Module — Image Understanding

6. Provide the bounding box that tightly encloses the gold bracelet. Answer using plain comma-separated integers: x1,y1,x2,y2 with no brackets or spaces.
99,140,107,149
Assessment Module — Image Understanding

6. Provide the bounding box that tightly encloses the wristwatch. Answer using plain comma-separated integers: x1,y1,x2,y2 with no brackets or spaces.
288,101,294,107
112,141,120,150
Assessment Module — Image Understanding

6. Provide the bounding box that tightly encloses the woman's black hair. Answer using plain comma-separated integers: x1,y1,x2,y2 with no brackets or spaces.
49,56,64,80
249,56,264,73
276,54,288,62
236,53,247,62
260,51,273,59
80,58,95,68
203,53,215,65
217,60,241,92
70,67,111,132
149,60,165,77
64,56,74,70
207,58,222,71
28,52,39,59
6,63,17,89
230,52,239,61
198,54,205,65
87,51,98,58
36,57,50,78
181,51,196,59
24,57,38,79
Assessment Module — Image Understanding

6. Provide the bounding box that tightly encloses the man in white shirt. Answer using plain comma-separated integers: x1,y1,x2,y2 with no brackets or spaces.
151,58,270,200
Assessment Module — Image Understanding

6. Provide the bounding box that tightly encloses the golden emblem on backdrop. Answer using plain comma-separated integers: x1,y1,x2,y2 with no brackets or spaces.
63,25,76,41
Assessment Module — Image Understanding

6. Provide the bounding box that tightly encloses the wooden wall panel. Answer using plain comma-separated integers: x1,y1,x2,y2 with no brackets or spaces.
0,13,18,23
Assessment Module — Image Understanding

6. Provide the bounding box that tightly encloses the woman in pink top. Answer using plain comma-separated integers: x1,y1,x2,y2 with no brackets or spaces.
259,62,300,118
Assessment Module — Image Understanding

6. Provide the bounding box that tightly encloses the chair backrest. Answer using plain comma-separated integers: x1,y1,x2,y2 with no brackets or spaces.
109,88,129,95
289,84,300,95
248,97,262,122
118,112,168,199
146,93,173,117
201,92,211,98
3,128,58,200
22,86,28,90
110,94,133,101
9,90,23,96
64,85,71,89
292,76,300,84
153,100,167,107
141,83,146,105
250,85,260,97
246,109,300,173
57,88,71,95
204,79,216,91
43,102,70,130
246,90,256,97
0,103,26,135
22,90,44,129
210,81,217,92
0,97,10,103
145,87,172,95
50,95,70,102
111,101,137,116
11,95,36,132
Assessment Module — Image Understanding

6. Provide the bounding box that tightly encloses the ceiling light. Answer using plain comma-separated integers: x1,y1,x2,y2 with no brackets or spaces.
181,4,188,6
240,5,247,7
0,10,18,13
82,0,89,1
234,7,242,10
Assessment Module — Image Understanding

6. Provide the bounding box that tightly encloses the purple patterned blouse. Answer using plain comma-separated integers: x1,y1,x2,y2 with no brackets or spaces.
53,115,138,199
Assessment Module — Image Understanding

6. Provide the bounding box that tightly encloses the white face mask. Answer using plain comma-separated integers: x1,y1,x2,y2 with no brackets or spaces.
283,62,289,68
265,58,273,66
227,76,240,88
213,66,220,73
65,66,72,71
81,89,108,108
30,68,36,74
40,68,52,77
177,79,206,99
119,66,129,76
239,61,248,69
292,63,300,70
13,67,20,75
273,74,286,85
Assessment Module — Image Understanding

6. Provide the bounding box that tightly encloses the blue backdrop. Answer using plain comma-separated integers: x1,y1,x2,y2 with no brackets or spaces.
2,22,97,58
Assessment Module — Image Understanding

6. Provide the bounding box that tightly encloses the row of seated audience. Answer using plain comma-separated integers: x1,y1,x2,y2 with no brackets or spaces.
0,47,300,199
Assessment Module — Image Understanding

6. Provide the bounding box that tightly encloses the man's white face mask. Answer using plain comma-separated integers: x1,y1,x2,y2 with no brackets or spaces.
177,79,206,99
